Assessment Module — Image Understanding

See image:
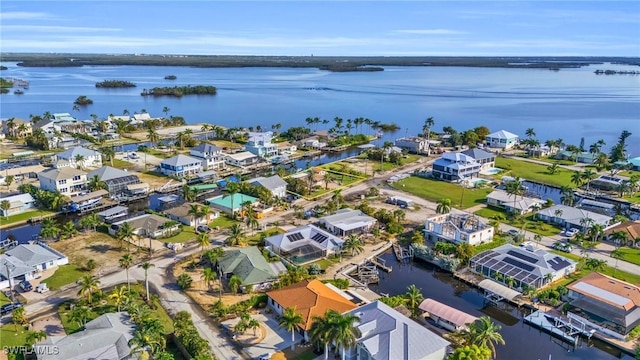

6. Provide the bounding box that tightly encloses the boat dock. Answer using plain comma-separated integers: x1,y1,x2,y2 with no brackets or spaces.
524,310,594,346
369,256,392,273
0,239,18,251
393,243,413,263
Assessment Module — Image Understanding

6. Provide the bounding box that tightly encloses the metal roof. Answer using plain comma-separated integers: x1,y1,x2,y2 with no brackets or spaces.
69,190,108,204
478,279,522,301
419,298,478,328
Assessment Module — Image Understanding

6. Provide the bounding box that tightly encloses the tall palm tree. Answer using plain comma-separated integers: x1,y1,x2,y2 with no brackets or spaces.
188,204,203,227
202,267,217,291
423,117,435,155
69,306,91,327
119,253,134,292
87,175,108,191
610,248,624,276
182,184,196,202
525,128,536,139
436,198,452,214
581,169,597,192
117,222,135,251
560,186,575,206
139,262,155,301
109,285,129,312
224,182,239,219
342,234,364,256
197,232,210,257
331,312,362,360
147,127,159,148
463,316,505,359
279,307,305,351
309,310,338,360
101,147,115,167
571,171,584,188
226,223,245,247
77,275,101,305
405,284,424,316
380,141,393,171
505,177,525,212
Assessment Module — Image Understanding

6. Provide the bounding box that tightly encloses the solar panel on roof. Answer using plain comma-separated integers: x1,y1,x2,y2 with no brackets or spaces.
503,257,535,272
311,233,328,243
507,250,538,264
287,232,304,242
549,257,571,271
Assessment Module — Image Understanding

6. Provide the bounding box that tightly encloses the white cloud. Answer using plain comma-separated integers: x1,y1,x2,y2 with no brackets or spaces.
2,25,121,32
0,11,57,20
393,29,467,35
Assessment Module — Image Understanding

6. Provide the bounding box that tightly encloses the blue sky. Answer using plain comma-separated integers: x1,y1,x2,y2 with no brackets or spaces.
1,1,639,56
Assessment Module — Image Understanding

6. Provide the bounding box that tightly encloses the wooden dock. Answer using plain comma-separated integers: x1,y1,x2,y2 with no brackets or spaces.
369,257,392,273
393,243,413,263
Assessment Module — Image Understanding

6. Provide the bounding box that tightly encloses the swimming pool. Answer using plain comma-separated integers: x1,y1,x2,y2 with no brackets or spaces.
481,168,502,175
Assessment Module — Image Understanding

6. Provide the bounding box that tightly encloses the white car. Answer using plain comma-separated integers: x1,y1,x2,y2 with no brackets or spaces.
35,283,49,293
565,228,579,237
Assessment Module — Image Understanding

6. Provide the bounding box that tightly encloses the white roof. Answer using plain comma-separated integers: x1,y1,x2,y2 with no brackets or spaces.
487,130,519,139
347,301,449,360
1,193,35,207
487,190,545,211
319,208,377,231
57,146,100,160
250,175,287,190
266,224,344,253
39,167,87,181
5,244,65,267
161,154,202,167
227,151,257,161
537,205,612,226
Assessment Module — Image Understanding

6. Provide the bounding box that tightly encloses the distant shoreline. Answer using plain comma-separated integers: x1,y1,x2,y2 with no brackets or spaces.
2,53,639,72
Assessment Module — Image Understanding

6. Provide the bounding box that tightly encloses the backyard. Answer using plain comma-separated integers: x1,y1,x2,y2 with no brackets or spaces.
473,206,562,237
495,157,574,187
42,265,87,290
162,225,197,243
549,250,640,285
390,176,493,209
0,209,56,228
209,214,238,229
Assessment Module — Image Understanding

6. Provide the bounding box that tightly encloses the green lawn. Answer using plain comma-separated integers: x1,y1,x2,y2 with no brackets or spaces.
311,256,342,270
42,265,87,290
0,324,29,348
209,214,237,229
0,292,10,305
549,250,640,285
495,157,574,187
390,176,492,209
622,193,640,204
0,209,55,227
111,158,136,169
246,228,284,246
615,247,640,267
162,226,196,243
473,207,562,237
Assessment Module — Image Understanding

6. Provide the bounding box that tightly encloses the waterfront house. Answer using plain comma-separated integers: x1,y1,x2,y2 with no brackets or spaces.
535,205,612,230
0,193,35,217
207,193,258,215
588,175,629,192
423,212,493,245
225,151,260,167
0,243,69,290
265,224,344,264
303,138,328,149
469,244,577,289
87,166,142,196
485,130,519,150
1,118,32,138
190,143,226,170
160,154,202,178
527,145,556,158
603,221,640,247
163,202,219,227
108,214,180,239
39,167,87,196
55,146,103,169
461,148,496,170
344,300,450,360
249,175,288,198
33,119,60,135
52,113,75,122
394,136,429,154
267,279,358,340
567,272,640,338
431,152,481,181
419,298,478,332
318,208,377,236
555,151,597,164
615,156,640,171
245,131,278,158
217,246,286,292
34,312,136,360
276,141,297,154
486,190,545,215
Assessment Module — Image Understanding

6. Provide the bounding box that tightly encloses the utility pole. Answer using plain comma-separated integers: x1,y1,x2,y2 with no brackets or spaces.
4,262,15,303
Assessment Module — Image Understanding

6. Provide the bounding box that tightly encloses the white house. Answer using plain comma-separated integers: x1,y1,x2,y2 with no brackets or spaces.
344,301,450,360
318,208,377,236
245,131,278,158
249,175,288,198
108,214,181,239
190,143,226,170
265,225,344,263
486,190,545,215
431,152,482,181
424,212,494,245
0,193,36,217
160,154,202,178
39,167,87,196
394,136,429,154
303,138,327,149
163,202,219,227
55,146,102,169
485,130,519,150
225,151,260,167
0,243,69,290
461,148,496,170
536,205,613,230
52,113,75,122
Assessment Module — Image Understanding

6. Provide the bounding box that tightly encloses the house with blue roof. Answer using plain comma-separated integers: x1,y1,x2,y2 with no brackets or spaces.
207,193,258,215
485,130,519,150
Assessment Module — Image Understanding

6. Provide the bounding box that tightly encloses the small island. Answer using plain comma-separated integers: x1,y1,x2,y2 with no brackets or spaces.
141,85,217,97
74,95,94,105
0,66,7,71
0,77,14,94
594,69,640,75
164,75,177,80
95,80,137,88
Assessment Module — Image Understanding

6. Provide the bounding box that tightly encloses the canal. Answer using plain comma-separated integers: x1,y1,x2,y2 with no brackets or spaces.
369,251,630,360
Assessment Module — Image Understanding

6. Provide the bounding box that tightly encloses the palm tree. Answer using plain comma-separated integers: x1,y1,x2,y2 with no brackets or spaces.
188,204,203,227
229,274,242,294
423,117,435,155
117,222,135,251
309,310,337,360
547,163,559,174
87,175,108,191
61,221,78,239
505,177,525,212
147,127,160,148
109,285,129,312
571,171,584,188
581,169,597,192
525,128,536,139
585,258,607,272
12,307,27,331
226,223,245,246
69,306,91,327
331,312,362,360
119,253,134,292
101,147,115,167
610,248,624,276
224,182,239,219
436,198,452,214
560,186,575,206
77,275,101,305
26,330,48,345
139,262,155,301
197,232,210,257
279,307,304,351
74,154,86,168
380,141,393,171
610,230,629,248
202,268,217,291
162,106,170,117
461,316,505,359
182,184,196,202
1,200,10,219
342,234,364,256
405,284,424,316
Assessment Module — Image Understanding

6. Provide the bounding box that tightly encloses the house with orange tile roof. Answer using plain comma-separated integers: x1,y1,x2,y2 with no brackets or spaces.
603,220,640,247
567,272,640,337
266,279,358,340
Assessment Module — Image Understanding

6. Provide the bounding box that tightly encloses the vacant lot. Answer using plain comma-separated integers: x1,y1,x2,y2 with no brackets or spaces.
49,231,137,272
495,157,574,187
390,176,492,209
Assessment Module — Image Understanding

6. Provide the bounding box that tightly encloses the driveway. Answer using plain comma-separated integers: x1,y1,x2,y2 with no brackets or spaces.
222,311,302,359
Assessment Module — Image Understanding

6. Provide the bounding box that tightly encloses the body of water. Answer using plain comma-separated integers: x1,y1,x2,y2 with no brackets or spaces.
1,62,638,155
370,252,631,360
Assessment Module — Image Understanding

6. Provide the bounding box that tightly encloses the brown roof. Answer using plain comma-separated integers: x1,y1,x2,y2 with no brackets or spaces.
604,221,640,241
567,272,640,311
267,280,357,330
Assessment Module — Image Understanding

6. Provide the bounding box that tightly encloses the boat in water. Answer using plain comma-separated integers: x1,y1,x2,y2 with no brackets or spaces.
14,89,24,95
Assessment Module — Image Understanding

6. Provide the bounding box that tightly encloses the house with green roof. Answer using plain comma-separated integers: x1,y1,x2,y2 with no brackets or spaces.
555,151,597,164
217,246,286,292
207,193,258,215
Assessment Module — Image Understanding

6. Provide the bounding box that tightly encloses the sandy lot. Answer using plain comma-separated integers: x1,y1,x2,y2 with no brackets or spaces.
49,232,142,272
31,313,66,337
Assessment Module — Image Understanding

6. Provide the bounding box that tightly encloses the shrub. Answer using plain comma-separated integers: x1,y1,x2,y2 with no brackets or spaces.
176,273,193,290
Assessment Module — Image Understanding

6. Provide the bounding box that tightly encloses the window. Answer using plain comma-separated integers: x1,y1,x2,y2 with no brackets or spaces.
60,188,68,193
58,179,67,185
73,175,81,181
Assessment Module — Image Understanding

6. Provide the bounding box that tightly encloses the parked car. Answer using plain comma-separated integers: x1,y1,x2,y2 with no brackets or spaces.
196,225,211,233
35,283,50,293
0,302,23,315
19,281,33,292
257,354,273,360
565,228,579,237
553,241,573,253
507,229,520,237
